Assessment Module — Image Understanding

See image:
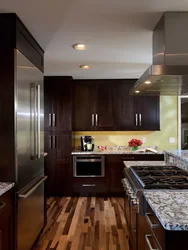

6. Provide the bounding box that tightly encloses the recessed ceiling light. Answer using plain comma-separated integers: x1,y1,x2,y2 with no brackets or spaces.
135,90,140,93
72,43,87,50
144,80,151,84
79,65,91,69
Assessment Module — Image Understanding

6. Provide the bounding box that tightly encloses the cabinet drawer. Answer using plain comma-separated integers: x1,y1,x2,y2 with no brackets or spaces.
72,177,107,195
0,190,13,215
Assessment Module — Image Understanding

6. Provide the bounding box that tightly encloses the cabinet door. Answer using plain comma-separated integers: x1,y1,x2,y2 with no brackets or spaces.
134,96,160,131
0,206,13,250
44,76,72,130
107,155,125,194
140,96,160,130
52,77,72,130
73,82,96,131
44,131,56,196
115,80,136,130
95,82,115,130
44,78,53,130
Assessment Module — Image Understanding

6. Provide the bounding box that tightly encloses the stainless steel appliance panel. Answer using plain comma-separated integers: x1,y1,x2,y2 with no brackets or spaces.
17,174,47,250
73,155,105,177
16,50,44,191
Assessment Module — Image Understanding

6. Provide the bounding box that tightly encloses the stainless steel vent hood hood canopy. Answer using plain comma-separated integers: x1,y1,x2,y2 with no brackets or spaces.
130,12,188,96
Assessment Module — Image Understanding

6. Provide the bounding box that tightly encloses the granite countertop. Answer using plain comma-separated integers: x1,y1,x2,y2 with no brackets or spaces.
144,190,188,231
0,182,14,196
123,160,169,168
164,150,188,163
72,150,163,155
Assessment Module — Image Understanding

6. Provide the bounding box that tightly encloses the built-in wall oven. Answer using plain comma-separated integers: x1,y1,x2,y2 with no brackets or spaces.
73,155,105,177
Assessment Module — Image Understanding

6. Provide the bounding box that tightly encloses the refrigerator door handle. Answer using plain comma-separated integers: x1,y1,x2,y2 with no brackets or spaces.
30,83,37,160
36,84,41,159
18,176,47,199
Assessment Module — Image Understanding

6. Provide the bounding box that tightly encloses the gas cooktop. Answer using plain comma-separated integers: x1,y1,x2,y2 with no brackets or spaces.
130,165,188,189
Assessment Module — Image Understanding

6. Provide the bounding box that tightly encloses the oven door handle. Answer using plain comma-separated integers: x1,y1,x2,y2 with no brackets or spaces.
75,159,103,162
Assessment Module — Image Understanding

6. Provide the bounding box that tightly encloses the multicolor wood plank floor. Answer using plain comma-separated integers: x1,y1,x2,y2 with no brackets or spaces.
33,197,129,250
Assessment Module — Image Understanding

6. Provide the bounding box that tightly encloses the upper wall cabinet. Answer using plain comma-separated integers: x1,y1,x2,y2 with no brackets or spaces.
73,80,115,131
44,76,73,131
73,79,160,131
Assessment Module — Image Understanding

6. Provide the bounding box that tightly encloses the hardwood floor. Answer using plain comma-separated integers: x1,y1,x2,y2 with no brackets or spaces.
33,197,129,250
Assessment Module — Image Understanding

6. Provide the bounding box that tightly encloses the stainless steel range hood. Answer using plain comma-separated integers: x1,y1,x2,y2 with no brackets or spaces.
130,12,188,96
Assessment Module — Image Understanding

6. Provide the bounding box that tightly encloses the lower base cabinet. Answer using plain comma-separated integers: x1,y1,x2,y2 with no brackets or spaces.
0,190,14,250
137,199,188,250
72,177,108,196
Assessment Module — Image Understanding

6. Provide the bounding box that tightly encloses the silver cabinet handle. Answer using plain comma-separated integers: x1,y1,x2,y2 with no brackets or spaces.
135,114,138,126
82,184,96,187
145,213,160,229
52,113,56,127
92,114,95,126
53,135,56,149
37,84,40,159
49,113,52,126
95,114,98,127
145,235,159,250
139,113,142,126
18,176,48,199
49,136,52,149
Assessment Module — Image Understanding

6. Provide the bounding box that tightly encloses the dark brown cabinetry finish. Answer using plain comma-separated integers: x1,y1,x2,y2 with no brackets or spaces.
73,79,160,131
114,80,136,130
44,76,73,130
137,199,188,250
44,77,73,196
73,80,115,131
134,96,160,131
0,190,14,250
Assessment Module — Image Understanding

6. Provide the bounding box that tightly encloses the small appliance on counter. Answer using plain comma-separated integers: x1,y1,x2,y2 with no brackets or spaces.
81,135,94,151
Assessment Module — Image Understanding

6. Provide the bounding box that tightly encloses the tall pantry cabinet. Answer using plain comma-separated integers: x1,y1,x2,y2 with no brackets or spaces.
44,76,73,196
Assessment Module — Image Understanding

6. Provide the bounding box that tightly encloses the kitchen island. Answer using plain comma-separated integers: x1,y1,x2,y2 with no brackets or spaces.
0,182,14,196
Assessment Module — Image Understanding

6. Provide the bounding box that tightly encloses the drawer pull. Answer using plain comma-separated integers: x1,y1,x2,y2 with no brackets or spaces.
0,202,6,210
145,235,159,250
82,184,96,187
146,213,160,229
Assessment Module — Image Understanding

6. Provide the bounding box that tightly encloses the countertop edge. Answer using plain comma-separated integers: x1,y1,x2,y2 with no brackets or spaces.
144,190,188,231
0,182,15,197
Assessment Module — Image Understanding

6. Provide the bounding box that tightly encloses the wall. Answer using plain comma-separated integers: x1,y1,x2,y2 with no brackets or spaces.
73,96,178,151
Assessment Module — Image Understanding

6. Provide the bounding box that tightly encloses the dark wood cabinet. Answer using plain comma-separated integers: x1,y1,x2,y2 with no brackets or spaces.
0,190,14,250
73,80,115,131
73,79,160,131
44,130,72,196
0,206,13,250
44,76,73,130
114,80,136,130
106,155,125,194
134,96,160,131
73,82,96,131
44,77,73,196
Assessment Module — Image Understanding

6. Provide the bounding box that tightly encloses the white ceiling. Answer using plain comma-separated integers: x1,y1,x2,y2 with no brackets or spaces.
1,0,188,79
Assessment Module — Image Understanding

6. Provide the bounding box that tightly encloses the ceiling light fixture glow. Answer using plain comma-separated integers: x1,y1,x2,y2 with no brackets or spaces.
135,90,140,93
79,65,91,69
144,80,151,84
72,43,87,50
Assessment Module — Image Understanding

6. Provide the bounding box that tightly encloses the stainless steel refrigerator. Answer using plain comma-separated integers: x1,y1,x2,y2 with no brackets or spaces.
15,49,46,250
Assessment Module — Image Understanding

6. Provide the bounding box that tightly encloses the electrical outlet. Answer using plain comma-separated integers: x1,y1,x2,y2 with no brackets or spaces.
142,137,146,143
169,137,175,144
